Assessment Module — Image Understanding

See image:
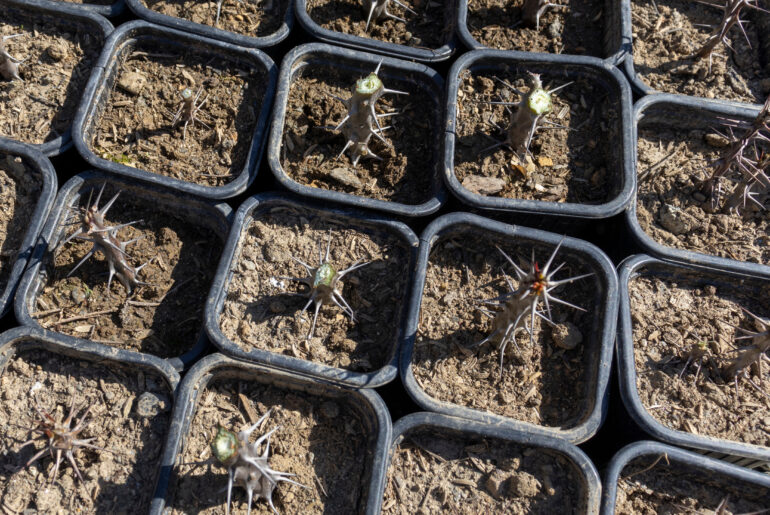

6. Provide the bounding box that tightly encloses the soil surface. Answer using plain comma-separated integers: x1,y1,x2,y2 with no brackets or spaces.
32,183,222,358
615,455,769,514
467,0,604,56
630,273,770,447
282,66,438,205
631,0,769,103
305,0,453,50
0,154,43,293
412,230,599,428
143,0,290,38
454,69,616,204
383,429,586,514
90,43,266,187
0,347,172,513
167,377,371,514
0,12,102,145
636,126,770,265
220,207,411,373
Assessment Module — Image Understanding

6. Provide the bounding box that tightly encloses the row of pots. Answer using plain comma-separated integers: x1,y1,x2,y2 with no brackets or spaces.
5,2,768,280
1,327,768,513
2,135,769,468
57,0,770,109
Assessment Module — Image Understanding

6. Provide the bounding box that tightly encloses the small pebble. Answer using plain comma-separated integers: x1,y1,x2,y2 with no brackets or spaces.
46,44,66,62
135,392,169,418
71,288,86,304
551,322,582,350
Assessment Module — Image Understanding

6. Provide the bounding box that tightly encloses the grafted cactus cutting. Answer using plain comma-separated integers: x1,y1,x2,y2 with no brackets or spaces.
326,62,408,167
472,241,592,374
210,409,306,515
169,86,211,141
60,184,149,294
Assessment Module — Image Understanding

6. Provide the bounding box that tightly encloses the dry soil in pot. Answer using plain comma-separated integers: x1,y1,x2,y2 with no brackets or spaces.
382,428,586,514
90,42,266,187
636,125,769,265
0,348,171,512
630,0,769,103
453,69,615,202
412,229,598,428
0,154,43,292
32,183,221,359
305,0,453,49
466,0,604,56
0,11,103,145
167,378,371,514
614,454,769,514
281,65,438,205
629,272,770,447
141,0,290,38
219,207,410,373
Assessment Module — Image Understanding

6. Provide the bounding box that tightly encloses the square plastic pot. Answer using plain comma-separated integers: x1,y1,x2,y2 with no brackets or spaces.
617,254,770,470
72,21,278,200
371,412,601,513
457,0,623,59
267,43,447,217
294,0,457,62
3,0,113,157
616,0,768,106
125,0,293,48
601,441,770,514
0,325,180,512
400,212,618,444
627,94,770,278
52,0,126,17
0,139,57,319
205,192,419,388
14,170,233,372
444,49,634,219
151,352,391,515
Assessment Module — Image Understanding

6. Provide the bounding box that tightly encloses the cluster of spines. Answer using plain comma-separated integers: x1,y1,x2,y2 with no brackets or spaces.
361,0,417,32
0,34,23,81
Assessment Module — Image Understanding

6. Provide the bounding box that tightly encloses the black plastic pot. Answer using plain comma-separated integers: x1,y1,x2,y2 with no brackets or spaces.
72,21,278,200
617,254,770,470
0,139,57,319
617,0,768,105
48,0,126,17
294,0,457,62
14,170,233,372
3,0,113,157
151,352,391,515
125,0,293,48
601,441,770,514
400,212,618,444
456,0,623,59
0,325,179,512
627,94,770,278
371,412,601,513
205,192,419,388
267,43,447,217
444,49,634,219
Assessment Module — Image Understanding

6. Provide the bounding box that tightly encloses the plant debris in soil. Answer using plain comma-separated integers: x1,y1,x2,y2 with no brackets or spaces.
143,0,291,38
0,154,42,293
168,378,371,514
220,207,410,373
383,429,586,514
467,0,604,56
629,273,770,447
282,66,438,205
32,183,222,359
636,126,770,265
90,43,266,188
0,13,102,145
412,230,599,428
631,0,769,103
454,69,615,203
0,348,172,513
615,455,769,514
305,0,453,50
